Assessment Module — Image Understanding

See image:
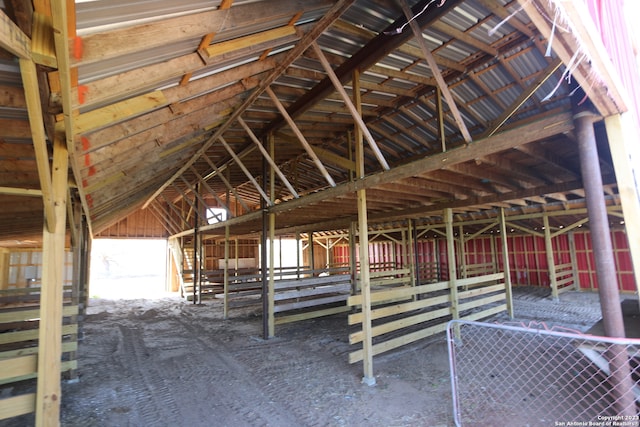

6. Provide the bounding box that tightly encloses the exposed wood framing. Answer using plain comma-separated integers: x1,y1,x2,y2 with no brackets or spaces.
399,0,472,144
237,117,299,198
218,136,271,205
35,137,68,426
311,41,389,171
266,86,336,187
142,0,356,209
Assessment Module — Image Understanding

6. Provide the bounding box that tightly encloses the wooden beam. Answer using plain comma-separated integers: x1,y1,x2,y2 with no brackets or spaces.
0,9,31,59
311,42,389,171
70,91,168,135
481,58,563,138
35,137,68,427
50,0,93,236
266,86,336,187
218,136,272,205
0,186,43,197
237,116,299,198
142,0,355,209
31,12,57,68
309,145,356,172
399,0,472,144
203,26,296,58
19,58,56,233
269,112,575,215
263,0,461,134
71,0,332,66
201,155,250,212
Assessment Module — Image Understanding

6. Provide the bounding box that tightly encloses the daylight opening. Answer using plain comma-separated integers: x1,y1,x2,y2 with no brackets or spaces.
89,239,168,299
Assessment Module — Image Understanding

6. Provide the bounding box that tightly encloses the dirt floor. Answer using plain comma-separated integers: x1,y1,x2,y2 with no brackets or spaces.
1,286,614,427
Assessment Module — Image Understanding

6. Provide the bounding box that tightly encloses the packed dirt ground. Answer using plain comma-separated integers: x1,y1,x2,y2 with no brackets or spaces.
1,286,610,427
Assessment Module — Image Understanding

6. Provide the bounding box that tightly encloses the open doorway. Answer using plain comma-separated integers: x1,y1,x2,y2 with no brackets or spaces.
89,238,168,299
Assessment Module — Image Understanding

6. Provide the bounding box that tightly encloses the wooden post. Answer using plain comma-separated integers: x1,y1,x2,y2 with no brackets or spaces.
568,232,581,291
35,137,68,427
309,232,315,275
0,248,9,290
445,209,459,323
353,68,375,386
499,208,514,318
543,215,558,300
296,231,301,279
268,134,276,338
458,225,467,280
349,222,358,295
223,225,229,319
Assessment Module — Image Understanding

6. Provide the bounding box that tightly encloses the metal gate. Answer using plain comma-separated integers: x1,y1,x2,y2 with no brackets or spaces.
447,320,640,426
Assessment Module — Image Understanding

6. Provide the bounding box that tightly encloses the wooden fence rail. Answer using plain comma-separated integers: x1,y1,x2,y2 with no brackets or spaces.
348,272,507,363
0,303,79,421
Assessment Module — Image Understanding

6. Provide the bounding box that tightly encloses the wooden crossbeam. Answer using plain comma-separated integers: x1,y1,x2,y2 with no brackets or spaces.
481,58,563,138
311,42,390,171
399,0,472,144
0,10,31,59
0,186,43,197
201,155,250,212
266,86,336,187
218,136,272,205
142,0,356,209
237,117,298,198
203,26,297,58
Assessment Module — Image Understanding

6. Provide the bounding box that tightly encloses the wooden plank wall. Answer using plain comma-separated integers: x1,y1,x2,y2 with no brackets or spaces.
347,271,507,362
95,208,168,238
0,303,79,421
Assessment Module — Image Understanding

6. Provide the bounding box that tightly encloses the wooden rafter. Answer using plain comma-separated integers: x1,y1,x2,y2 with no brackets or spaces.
142,0,355,209
266,86,336,187
237,117,299,198
400,0,472,144
481,58,563,138
311,42,390,171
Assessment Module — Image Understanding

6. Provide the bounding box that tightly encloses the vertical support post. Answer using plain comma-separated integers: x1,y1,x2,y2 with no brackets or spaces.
458,225,467,280
354,68,375,386
436,88,446,152
349,222,358,295
568,232,581,291
325,237,330,270
445,208,459,324
543,215,558,301
35,137,68,426
575,109,635,415
604,114,640,306
407,220,416,289
499,208,514,318
223,225,230,319
268,134,276,337
260,151,269,340
192,184,200,305
296,231,301,279
309,232,315,275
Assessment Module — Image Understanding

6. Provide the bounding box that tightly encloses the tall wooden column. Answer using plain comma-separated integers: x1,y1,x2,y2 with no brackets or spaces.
353,68,375,386
543,215,559,300
35,137,68,426
499,208,514,318
445,209,459,323
267,134,276,338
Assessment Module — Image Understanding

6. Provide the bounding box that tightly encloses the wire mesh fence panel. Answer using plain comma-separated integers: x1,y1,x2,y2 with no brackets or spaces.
447,320,640,427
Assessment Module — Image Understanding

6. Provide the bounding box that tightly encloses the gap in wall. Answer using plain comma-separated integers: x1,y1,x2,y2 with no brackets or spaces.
89,238,168,299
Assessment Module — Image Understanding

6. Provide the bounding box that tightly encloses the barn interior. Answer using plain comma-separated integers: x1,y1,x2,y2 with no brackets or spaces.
1,0,640,424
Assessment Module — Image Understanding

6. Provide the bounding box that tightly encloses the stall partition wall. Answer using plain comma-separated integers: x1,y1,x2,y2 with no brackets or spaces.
332,229,636,293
